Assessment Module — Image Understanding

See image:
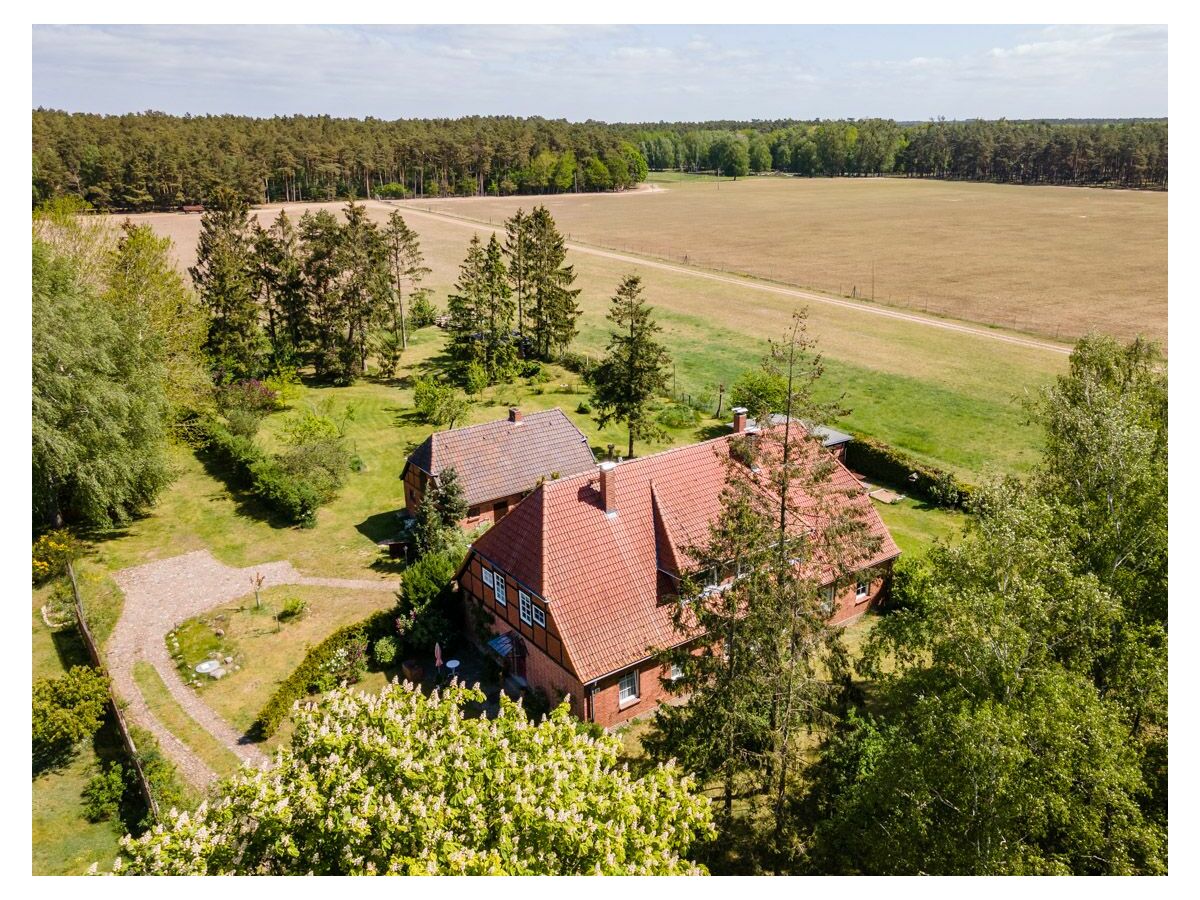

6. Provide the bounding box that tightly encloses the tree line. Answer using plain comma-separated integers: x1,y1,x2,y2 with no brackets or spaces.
32,110,1165,210
623,117,1167,187
32,110,650,210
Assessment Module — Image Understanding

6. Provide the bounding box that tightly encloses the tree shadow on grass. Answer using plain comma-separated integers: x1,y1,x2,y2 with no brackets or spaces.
193,449,301,530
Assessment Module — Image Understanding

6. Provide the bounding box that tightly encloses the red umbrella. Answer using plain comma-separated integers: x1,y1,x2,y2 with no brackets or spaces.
434,642,443,669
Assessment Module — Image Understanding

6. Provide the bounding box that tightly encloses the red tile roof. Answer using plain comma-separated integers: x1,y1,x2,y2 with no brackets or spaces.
405,408,596,507
470,431,901,684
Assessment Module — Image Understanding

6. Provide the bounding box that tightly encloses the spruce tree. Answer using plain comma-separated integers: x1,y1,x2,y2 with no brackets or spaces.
589,275,671,458
252,210,305,369
188,190,265,380
502,208,531,337
526,206,581,360
447,234,487,374
480,234,517,384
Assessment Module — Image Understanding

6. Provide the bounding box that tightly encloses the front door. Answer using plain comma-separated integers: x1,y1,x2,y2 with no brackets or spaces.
494,499,509,522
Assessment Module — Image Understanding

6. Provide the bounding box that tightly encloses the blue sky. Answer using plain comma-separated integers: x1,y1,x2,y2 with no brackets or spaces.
32,24,1167,121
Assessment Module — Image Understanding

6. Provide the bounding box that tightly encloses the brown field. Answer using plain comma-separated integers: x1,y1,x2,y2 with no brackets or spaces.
405,175,1168,345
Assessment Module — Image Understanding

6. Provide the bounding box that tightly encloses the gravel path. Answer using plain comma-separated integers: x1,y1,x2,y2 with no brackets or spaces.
108,550,396,789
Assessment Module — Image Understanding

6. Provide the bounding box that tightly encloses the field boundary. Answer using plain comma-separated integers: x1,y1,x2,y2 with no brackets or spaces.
390,201,1073,357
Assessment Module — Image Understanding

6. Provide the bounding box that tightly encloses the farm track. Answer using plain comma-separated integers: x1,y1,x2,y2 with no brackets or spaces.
391,201,1073,356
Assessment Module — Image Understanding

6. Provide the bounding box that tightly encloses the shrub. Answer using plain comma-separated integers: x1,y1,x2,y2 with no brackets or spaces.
845,437,973,509
408,292,438,329
217,379,280,416
657,403,700,429
397,549,462,651
197,419,322,527
519,360,543,378
464,362,488,396
33,666,109,765
251,608,396,739
558,349,592,376
32,529,84,584
576,401,592,415
373,635,398,667
82,762,128,822
375,182,410,199
413,376,469,427
225,406,263,439
276,596,308,623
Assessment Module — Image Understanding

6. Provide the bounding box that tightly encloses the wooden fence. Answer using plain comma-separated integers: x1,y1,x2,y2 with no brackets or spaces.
66,562,159,823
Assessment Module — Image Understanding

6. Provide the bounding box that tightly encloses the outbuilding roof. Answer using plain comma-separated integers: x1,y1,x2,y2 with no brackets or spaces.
404,408,596,508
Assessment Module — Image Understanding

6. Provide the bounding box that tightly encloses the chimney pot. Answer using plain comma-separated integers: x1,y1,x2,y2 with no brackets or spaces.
732,407,748,434
599,461,618,515
509,407,522,424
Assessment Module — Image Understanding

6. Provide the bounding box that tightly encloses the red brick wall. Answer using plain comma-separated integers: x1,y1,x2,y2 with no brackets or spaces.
828,559,894,626
588,658,683,729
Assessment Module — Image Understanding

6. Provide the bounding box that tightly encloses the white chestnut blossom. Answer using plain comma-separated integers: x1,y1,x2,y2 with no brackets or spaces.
110,679,713,875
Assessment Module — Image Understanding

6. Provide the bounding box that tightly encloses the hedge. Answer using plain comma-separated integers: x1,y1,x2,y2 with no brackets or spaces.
251,608,396,739
844,437,975,510
196,419,322,527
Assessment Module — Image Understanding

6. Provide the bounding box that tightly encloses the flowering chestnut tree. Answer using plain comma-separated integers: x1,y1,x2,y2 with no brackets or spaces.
110,680,714,875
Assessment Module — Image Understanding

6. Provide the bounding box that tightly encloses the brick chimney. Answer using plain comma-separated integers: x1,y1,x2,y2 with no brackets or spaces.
599,461,618,516
508,407,522,424
732,407,748,434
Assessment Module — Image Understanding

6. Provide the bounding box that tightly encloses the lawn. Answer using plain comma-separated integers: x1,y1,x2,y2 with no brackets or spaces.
132,662,242,778
176,584,401,736
31,585,125,875
873,495,966,558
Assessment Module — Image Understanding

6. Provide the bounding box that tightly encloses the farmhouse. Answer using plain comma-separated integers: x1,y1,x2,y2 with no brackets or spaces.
458,419,901,729
402,407,596,529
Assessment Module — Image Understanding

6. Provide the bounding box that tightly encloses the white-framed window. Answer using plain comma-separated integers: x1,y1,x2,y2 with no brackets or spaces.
856,578,870,600
822,585,836,614
519,591,533,625
494,573,507,606
619,669,640,703
532,603,546,628
482,567,494,588
669,662,683,681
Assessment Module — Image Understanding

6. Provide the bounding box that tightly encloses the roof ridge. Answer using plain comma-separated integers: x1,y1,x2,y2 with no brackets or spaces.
542,433,734,494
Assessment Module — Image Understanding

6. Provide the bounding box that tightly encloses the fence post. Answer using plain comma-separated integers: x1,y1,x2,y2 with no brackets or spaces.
67,562,160,823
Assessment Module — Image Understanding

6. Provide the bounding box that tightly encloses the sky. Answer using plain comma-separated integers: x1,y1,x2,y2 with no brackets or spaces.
31,24,1167,122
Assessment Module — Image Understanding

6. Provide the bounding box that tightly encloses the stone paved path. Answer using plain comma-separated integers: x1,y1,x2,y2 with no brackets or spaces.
108,550,396,789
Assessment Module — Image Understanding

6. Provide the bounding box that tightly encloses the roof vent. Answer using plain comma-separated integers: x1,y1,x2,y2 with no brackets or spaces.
599,461,618,516
509,407,522,424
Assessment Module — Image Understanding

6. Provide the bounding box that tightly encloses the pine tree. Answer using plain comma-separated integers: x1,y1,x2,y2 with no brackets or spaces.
382,211,431,357
335,200,389,381
188,190,265,380
589,275,671,458
526,206,581,360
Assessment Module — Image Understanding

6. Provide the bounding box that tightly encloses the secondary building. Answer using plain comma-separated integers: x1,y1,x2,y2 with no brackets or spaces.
401,407,596,529
457,423,900,729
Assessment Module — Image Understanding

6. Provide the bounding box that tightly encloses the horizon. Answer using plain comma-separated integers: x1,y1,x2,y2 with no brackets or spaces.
32,24,1167,122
